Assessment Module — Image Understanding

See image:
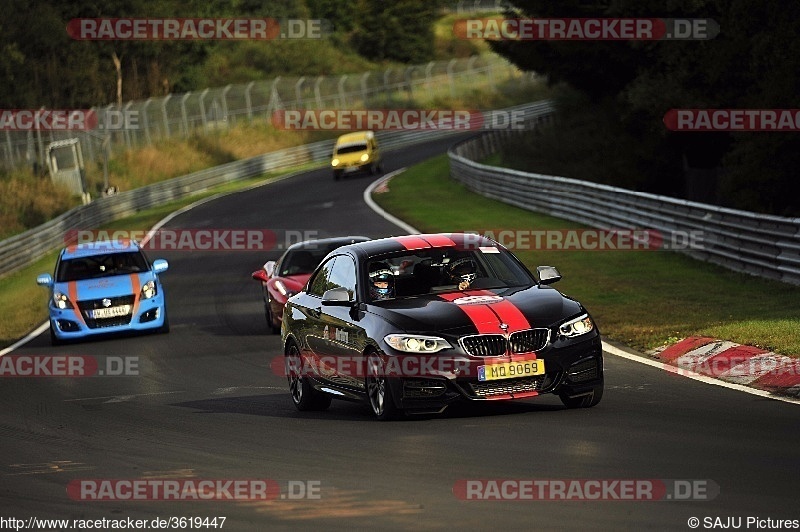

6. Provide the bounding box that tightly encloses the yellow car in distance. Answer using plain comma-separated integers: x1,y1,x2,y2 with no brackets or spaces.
331,131,383,180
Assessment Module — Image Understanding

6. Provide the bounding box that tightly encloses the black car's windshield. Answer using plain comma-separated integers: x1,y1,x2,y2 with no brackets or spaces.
279,244,345,277
366,246,534,301
56,252,148,282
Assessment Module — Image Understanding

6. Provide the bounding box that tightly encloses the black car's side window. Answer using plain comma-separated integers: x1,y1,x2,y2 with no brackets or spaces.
327,255,357,301
307,257,336,297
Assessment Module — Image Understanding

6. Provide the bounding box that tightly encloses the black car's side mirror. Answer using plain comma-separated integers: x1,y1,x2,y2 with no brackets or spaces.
322,287,353,306
536,265,562,285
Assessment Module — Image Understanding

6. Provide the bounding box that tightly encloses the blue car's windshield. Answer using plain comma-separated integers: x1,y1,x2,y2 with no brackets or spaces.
56,252,148,282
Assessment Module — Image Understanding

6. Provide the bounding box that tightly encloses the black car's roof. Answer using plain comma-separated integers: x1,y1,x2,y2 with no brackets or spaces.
285,236,371,252
333,233,501,259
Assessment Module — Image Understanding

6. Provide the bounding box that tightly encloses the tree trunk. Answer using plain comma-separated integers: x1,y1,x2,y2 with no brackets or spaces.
112,51,122,107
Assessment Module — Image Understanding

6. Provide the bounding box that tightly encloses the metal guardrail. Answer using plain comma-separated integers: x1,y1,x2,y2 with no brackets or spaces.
0,102,547,279
448,122,800,286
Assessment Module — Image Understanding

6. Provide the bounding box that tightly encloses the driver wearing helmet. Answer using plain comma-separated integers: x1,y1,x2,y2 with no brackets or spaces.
446,257,478,291
368,262,395,301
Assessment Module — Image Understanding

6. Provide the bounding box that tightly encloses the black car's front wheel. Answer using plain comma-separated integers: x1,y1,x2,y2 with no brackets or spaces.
365,352,401,421
286,343,331,411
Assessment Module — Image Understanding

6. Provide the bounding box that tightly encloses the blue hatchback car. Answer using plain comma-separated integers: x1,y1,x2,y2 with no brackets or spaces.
37,240,170,345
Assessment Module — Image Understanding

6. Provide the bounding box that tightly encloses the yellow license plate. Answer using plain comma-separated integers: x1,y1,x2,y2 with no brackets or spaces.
478,360,544,381
89,305,131,319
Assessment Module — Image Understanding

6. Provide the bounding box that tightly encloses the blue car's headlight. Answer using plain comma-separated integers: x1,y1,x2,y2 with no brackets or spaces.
558,314,594,338
53,291,73,309
141,280,157,299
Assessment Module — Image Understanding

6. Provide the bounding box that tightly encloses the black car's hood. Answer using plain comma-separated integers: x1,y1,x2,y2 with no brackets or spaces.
368,285,582,335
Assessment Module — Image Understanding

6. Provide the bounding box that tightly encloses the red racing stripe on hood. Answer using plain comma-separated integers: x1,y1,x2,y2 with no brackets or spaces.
440,290,531,334
438,292,503,334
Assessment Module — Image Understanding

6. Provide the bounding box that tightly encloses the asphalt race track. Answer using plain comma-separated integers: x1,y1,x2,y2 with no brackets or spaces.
2,136,799,531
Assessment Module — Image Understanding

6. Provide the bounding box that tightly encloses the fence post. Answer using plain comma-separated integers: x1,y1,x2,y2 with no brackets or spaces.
161,94,172,138
314,76,324,108
360,72,370,105
337,75,348,108
221,84,232,125
141,98,152,145
37,106,46,170
267,77,282,116
383,67,392,99
244,81,255,121
180,92,191,137
123,101,133,149
199,88,209,134
5,131,13,169
446,59,457,99
294,77,305,107
403,66,414,100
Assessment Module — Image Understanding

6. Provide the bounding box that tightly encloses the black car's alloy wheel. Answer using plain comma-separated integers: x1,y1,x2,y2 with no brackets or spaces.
286,343,331,411
365,352,400,421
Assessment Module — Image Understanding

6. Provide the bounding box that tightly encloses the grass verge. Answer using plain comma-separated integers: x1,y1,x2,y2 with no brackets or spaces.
372,155,800,356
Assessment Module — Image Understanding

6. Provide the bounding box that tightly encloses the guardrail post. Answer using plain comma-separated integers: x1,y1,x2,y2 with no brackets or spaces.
244,81,255,121
180,92,191,137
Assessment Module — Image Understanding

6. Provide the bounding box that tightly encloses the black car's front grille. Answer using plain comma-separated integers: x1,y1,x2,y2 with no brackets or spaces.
461,335,506,356
470,376,544,398
460,329,550,357
78,295,135,329
509,329,550,353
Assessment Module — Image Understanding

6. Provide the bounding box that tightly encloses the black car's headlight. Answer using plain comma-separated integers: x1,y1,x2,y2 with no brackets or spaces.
141,280,157,299
385,334,451,353
558,314,594,338
53,291,73,310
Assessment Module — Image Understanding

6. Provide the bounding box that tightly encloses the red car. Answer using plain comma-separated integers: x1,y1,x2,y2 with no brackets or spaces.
251,236,370,333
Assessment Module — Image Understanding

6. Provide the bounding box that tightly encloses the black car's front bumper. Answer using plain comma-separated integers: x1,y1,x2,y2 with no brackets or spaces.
385,334,604,413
